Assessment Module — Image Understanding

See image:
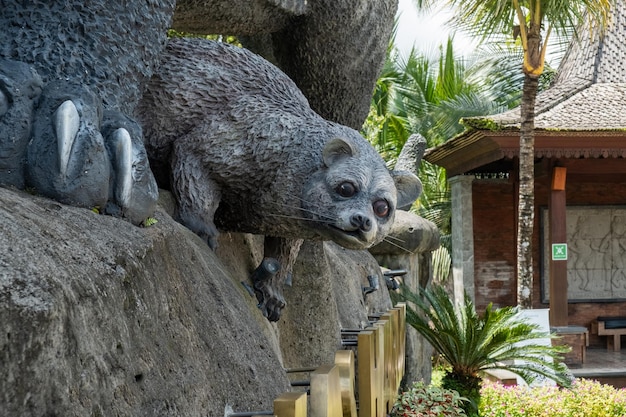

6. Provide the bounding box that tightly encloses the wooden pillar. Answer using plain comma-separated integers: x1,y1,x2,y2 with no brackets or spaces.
549,166,568,326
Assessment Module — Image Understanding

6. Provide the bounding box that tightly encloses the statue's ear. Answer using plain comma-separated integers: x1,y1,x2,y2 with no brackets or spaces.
322,137,355,167
391,170,422,210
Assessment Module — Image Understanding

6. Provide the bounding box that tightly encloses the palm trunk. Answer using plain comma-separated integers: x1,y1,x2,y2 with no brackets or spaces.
517,74,539,309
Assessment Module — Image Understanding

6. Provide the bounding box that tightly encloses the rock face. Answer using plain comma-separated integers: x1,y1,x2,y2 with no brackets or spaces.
0,188,289,416
370,210,441,386
0,187,401,416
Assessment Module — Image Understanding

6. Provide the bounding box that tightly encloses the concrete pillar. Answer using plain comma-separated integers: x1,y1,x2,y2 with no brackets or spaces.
450,175,475,304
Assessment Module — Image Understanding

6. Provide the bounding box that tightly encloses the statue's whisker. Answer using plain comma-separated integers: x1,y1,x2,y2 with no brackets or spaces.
267,213,335,224
381,236,414,254
383,234,406,243
268,201,335,222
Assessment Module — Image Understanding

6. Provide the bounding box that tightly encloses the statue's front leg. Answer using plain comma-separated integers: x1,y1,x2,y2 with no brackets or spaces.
0,58,42,189
101,110,158,226
26,80,111,210
252,236,303,322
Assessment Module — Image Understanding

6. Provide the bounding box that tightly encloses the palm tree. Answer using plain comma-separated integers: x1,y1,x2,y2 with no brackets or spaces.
427,0,611,308
396,284,572,416
364,37,506,281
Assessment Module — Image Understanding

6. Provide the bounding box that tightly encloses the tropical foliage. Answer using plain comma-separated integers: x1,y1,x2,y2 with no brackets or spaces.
395,285,571,416
363,36,509,282
421,0,612,308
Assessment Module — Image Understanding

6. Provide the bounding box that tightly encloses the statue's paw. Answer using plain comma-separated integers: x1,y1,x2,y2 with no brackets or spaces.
26,80,110,209
0,59,43,188
101,111,158,226
251,258,285,322
177,208,220,250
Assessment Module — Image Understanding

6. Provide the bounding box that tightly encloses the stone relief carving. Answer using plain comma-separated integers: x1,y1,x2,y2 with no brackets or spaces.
542,206,626,302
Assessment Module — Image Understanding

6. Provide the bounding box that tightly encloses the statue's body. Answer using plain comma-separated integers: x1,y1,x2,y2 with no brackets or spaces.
138,39,420,320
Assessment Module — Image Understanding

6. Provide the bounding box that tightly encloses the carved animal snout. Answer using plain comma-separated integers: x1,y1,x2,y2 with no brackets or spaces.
350,213,373,232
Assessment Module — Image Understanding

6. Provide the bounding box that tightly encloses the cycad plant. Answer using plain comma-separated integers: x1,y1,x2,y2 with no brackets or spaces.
396,285,572,416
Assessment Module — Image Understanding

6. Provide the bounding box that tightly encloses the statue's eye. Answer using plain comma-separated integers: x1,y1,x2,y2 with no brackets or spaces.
336,182,356,198
373,199,390,218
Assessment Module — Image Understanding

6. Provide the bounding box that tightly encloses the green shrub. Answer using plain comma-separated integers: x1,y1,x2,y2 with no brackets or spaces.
391,381,467,417
395,285,571,416
480,379,626,417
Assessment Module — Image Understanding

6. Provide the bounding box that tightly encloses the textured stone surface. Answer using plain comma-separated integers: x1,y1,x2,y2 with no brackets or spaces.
173,0,306,35
0,187,289,417
368,210,440,256
371,211,440,386
215,235,394,370
270,0,397,129
172,0,397,130
0,0,174,115
1,187,412,415
278,241,394,369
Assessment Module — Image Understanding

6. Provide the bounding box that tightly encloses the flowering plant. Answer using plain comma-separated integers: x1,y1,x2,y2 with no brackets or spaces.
391,381,467,417
480,379,626,417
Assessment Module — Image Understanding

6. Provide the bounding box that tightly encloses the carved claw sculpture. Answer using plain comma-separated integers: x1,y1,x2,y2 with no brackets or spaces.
0,0,171,225
27,81,111,210
23,81,159,224
251,258,284,322
101,111,159,225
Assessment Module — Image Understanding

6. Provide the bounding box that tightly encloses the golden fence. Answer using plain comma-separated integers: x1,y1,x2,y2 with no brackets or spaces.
246,303,406,417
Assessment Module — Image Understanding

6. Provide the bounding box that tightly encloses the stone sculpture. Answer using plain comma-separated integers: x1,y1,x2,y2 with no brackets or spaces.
0,0,404,320
172,0,397,129
0,0,174,224
137,38,420,320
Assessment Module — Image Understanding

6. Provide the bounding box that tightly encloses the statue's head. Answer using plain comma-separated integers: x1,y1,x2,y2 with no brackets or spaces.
302,133,421,249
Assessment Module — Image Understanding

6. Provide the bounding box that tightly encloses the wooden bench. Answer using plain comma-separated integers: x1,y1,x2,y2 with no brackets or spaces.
591,316,626,351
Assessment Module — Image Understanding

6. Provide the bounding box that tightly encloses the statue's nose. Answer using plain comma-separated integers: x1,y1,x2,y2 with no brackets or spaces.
350,213,372,232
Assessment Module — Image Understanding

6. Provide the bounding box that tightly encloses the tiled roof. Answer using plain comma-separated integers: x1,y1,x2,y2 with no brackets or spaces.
465,1,626,131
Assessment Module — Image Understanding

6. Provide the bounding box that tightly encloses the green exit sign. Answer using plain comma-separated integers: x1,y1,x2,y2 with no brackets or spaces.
552,243,568,261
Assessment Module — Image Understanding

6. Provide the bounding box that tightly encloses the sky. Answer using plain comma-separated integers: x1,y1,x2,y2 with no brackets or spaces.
394,0,477,58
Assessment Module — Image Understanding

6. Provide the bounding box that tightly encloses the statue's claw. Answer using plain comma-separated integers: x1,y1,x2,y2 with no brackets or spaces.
251,258,285,322
102,111,158,225
26,81,159,226
54,100,80,179
27,80,110,209
109,128,133,208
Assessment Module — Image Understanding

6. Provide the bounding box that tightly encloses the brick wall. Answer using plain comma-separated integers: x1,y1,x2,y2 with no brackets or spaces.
472,178,517,309
471,175,626,347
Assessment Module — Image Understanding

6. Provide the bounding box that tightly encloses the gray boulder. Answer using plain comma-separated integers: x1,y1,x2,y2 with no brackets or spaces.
0,187,405,416
0,187,289,417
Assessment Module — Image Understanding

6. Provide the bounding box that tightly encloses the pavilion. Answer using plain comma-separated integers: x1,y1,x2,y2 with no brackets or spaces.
424,1,626,354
